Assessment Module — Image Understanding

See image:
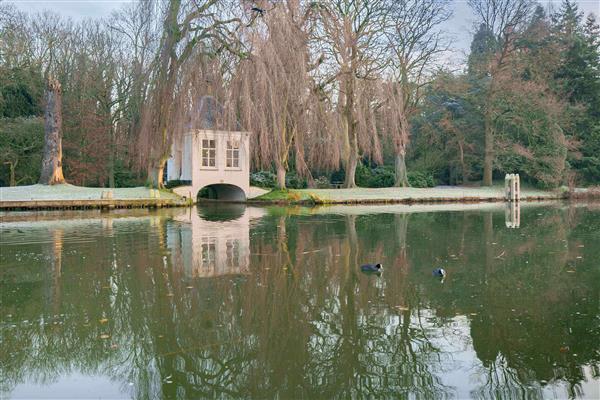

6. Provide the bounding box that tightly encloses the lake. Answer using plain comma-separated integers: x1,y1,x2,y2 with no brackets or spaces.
1,202,598,399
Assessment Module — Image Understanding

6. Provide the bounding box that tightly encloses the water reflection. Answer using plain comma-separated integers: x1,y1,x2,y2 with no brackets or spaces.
505,201,521,228
167,205,266,278
0,203,598,399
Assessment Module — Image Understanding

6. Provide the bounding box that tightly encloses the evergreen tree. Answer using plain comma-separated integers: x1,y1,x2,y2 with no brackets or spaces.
553,2,600,183
467,23,497,77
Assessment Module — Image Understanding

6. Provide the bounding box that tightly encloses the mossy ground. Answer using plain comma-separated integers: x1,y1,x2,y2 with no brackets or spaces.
252,189,324,204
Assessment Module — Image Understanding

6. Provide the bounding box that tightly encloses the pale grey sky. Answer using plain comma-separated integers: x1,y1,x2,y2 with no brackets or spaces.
6,0,600,67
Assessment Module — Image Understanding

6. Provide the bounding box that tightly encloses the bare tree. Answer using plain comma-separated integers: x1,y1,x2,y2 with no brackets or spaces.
313,0,390,188
467,0,533,186
39,77,65,184
385,0,451,186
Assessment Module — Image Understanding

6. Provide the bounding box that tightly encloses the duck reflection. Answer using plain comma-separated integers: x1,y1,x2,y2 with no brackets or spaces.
167,205,265,278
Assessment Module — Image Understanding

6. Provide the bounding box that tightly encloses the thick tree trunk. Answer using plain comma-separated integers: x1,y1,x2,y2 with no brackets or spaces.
146,156,167,188
39,78,66,185
394,151,409,187
276,165,286,190
345,151,358,188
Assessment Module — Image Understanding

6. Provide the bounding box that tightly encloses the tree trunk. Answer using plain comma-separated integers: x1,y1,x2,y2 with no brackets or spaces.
146,156,167,188
39,78,66,185
459,139,468,184
5,161,16,186
108,125,115,188
483,113,493,186
483,82,495,187
276,165,286,190
394,151,409,187
345,151,358,188
108,159,115,188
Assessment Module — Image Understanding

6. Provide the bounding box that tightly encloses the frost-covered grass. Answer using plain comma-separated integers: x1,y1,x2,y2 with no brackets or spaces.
0,184,181,201
298,185,557,201
253,184,559,204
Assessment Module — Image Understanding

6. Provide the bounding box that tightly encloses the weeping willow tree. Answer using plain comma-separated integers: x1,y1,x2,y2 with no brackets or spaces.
375,81,409,186
231,1,322,190
313,0,390,188
139,0,255,188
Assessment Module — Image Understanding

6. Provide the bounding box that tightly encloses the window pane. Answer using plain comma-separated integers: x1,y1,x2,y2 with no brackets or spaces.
209,159,215,167
202,149,208,158
209,150,215,158
233,159,239,168
209,140,215,148
226,159,232,167
233,150,239,158
202,139,208,148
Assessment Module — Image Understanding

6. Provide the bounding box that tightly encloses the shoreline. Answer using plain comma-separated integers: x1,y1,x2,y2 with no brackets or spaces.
1,184,596,212
246,194,563,206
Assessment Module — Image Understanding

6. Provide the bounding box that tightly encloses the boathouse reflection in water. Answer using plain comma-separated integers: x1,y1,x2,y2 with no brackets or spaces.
167,205,266,278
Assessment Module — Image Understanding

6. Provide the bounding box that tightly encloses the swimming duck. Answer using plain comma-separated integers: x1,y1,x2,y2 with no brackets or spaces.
361,263,383,272
432,268,446,278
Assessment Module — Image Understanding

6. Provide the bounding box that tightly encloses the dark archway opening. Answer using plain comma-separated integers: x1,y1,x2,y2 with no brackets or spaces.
197,184,246,202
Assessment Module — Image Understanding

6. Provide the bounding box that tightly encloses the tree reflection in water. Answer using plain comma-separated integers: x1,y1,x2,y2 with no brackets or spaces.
0,204,598,399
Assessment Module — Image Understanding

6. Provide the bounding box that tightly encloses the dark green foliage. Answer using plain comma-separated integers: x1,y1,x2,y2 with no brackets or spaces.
250,171,277,188
250,170,308,189
552,5,600,184
285,171,307,189
313,176,331,188
408,72,484,185
164,179,191,189
468,24,497,77
0,67,44,118
0,117,44,186
355,164,395,188
407,171,436,188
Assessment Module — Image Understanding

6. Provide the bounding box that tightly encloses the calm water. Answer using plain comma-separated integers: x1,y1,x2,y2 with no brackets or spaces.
1,203,598,399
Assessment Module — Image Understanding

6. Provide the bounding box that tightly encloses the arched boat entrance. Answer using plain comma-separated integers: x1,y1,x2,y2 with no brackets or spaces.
197,184,246,202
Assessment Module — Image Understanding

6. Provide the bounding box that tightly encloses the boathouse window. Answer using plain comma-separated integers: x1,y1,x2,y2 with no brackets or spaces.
226,140,240,168
201,238,216,270
225,239,240,269
201,139,216,167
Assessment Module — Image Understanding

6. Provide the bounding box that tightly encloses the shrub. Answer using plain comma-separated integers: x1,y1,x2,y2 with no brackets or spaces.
408,171,436,188
164,179,191,189
250,171,277,188
356,164,395,188
313,176,331,188
285,171,308,189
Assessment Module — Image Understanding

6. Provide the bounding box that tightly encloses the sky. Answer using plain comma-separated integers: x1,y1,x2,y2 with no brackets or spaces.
5,0,600,67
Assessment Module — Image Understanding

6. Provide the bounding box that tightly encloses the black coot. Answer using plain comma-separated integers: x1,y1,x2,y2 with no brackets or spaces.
361,263,383,272
432,267,446,277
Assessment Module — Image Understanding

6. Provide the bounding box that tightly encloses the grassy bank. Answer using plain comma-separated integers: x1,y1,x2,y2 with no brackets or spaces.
249,185,566,205
0,184,187,210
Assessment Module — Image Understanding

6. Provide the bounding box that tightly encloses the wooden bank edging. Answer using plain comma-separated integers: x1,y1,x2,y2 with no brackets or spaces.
1,193,570,211
246,194,564,206
0,198,189,211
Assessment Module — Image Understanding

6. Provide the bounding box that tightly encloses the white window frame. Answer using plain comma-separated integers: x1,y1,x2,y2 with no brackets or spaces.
200,138,217,169
225,139,241,170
